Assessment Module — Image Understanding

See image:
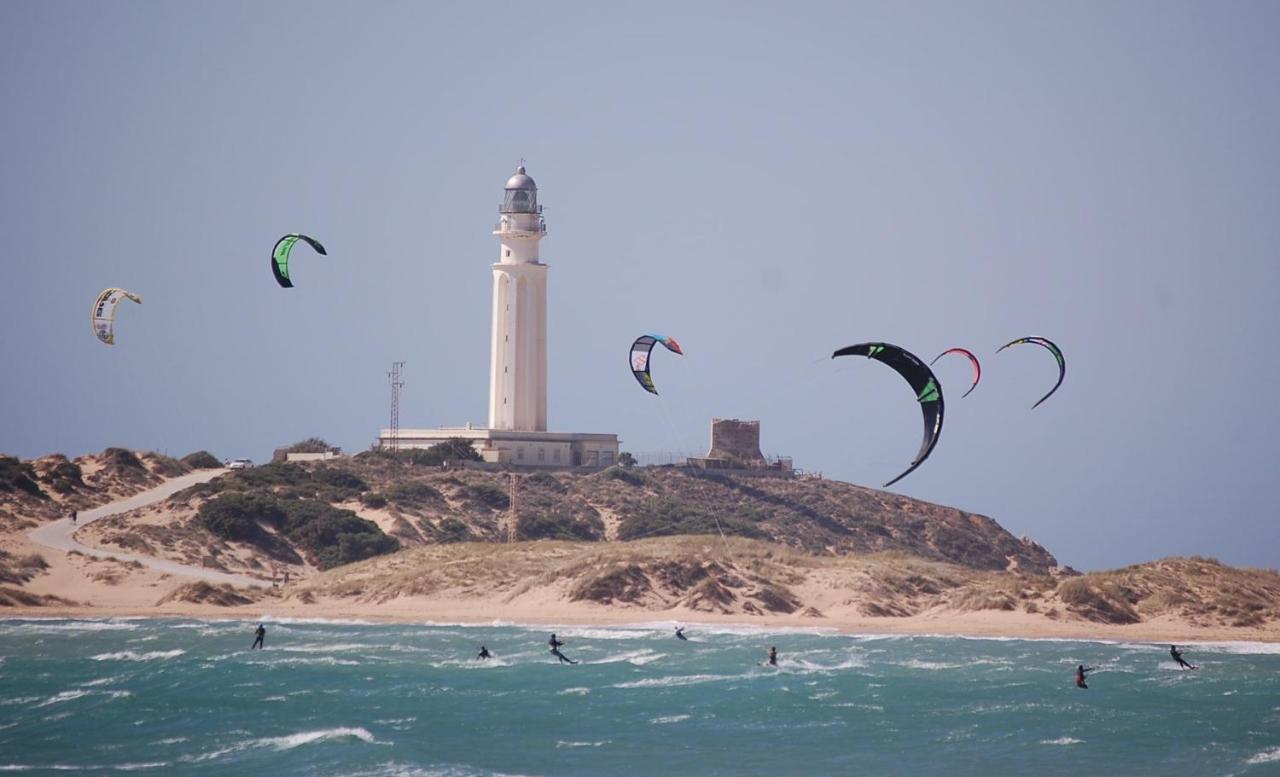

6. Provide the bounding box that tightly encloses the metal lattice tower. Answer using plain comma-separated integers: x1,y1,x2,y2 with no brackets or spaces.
387,361,405,452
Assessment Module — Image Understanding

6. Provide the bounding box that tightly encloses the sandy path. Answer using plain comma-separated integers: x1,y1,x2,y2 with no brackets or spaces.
28,469,268,588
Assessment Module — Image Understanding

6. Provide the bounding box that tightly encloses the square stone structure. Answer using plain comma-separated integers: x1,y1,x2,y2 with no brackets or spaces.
707,418,765,463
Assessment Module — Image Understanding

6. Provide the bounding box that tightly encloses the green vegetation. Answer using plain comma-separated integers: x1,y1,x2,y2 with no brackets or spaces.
523,471,563,491
359,438,483,467
360,492,388,509
103,447,146,470
618,498,768,542
197,492,397,569
0,456,45,499
223,462,311,491
461,483,509,511
598,465,643,486
617,451,637,468
424,517,472,543
42,460,84,494
286,437,335,454
386,481,443,509
517,511,602,541
198,493,286,544
181,451,222,469
311,468,368,502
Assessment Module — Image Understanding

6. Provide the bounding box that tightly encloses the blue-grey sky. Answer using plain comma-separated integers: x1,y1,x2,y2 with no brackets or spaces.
3,2,1278,571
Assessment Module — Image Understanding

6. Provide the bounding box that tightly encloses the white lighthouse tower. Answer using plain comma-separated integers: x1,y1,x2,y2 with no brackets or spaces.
378,164,618,467
488,165,547,431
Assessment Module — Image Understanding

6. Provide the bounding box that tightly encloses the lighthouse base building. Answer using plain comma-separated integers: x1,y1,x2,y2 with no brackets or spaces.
378,165,620,468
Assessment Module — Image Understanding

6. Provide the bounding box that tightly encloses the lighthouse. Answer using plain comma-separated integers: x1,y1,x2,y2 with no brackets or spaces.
379,164,619,467
488,166,548,431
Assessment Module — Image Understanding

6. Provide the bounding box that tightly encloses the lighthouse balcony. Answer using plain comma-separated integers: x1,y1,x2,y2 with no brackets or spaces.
493,219,546,235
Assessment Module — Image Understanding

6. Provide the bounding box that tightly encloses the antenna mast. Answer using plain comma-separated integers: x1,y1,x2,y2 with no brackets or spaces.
387,361,405,452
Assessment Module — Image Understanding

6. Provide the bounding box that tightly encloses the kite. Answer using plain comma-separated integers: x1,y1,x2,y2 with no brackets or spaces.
930,347,982,398
832,342,945,488
629,334,683,395
271,234,327,288
997,336,1065,409
91,288,142,345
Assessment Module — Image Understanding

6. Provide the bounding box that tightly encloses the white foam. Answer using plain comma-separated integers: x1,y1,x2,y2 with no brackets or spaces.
34,689,131,708
557,687,591,695
614,673,740,689
428,657,513,669
244,656,360,667
91,650,185,662
585,649,664,666
1041,737,1084,746
555,740,608,748
783,655,867,674
896,658,962,671
650,714,691,724
253,616,376,627
280,643,376,653
0,764,166,772
184,727,382,762
1246,746,1280,765
1185,640,1280,655
0,619,139,634
549,628,654,640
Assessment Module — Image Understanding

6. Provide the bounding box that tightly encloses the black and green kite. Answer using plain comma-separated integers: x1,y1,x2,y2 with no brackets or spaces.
271,234,327,288
832,342,945,488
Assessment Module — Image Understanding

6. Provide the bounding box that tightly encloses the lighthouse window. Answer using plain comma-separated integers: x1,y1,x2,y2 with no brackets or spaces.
505,249,510,257
538,448,545,462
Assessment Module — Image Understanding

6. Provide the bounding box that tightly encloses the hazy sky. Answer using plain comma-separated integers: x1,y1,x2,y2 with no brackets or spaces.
3,2,1278,571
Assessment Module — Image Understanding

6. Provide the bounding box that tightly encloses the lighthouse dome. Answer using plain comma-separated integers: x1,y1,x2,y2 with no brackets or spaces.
505,165,537,190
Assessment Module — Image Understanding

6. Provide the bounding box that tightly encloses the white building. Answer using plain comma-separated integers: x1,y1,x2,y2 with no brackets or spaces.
379,166,620,467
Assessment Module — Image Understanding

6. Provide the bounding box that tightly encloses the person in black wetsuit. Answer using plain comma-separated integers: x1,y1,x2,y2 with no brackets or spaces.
477,645,491,660
767,646,778,667
251,623,266,650
675,626,688,641
1075,664,1095,689
549,633,577,665
1170,645,1195,670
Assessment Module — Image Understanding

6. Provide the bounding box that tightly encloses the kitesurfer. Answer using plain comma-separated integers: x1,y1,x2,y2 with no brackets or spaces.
477,645,491,660
767,646,778,667
675,626,688,641
1170,645,1196,670
251,623,266,650
1075,664,1095,689
549,633,577,665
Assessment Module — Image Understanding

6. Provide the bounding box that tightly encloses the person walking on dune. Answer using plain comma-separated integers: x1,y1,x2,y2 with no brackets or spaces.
251,623,266,650
477,644,491,660
1170,645,1197,670
1075,664,1095,689
549,633,577,665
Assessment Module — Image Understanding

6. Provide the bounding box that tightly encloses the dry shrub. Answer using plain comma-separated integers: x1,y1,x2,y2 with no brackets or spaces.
569,564,652,604
1057,578,1139,624
156,581,258,606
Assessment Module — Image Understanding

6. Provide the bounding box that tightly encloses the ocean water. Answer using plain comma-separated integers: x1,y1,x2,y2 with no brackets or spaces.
1,618,1278,776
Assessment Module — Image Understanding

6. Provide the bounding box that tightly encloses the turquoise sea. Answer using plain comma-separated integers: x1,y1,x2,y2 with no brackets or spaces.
1,618,1278,776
